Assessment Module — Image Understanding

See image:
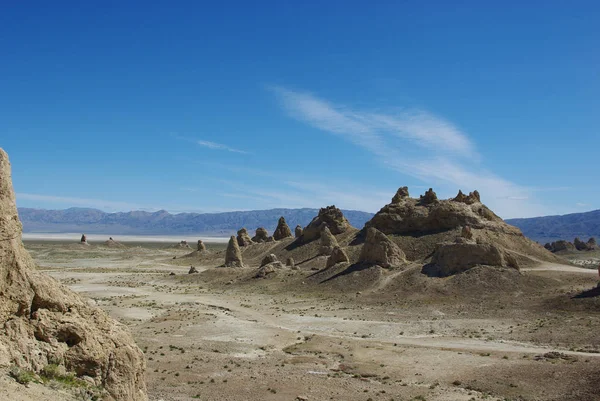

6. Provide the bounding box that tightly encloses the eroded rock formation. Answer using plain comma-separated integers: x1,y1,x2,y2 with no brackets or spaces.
197,240,206,252
252,227,269,243
326,246,349,268
261,254,278,267
273,217,293,240
0,149,147,401
391,186,410,203
188,266,199,274
431,242,519,276
295,225,303,239
453,190,481,204
224,236,244,267
358,227,406,268
237,228,254,247
319,225,339,255
366,187,507,235
302,206,351,242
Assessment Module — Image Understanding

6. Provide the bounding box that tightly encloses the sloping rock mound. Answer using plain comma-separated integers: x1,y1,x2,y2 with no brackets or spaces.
294,225,303,238
104,237,125,248
273,217,293,240
188,266,199,274
545,240,576,253
301,206,351,242
251,227,269,243
260,254,278,267
173,240,191,249
326,246,349,268
237,228,254,247
197,240,206,252
359,227,406,269
319,225,339,255
430,242,519,277
224,236,244,267
0,149,147,401
366,187,506,235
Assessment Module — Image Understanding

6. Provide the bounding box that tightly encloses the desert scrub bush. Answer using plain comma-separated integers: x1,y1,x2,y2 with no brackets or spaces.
9,365,37,385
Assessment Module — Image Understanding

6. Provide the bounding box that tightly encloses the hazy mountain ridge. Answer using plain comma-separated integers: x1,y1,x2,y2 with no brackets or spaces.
506,209,600,243
18,207,375,236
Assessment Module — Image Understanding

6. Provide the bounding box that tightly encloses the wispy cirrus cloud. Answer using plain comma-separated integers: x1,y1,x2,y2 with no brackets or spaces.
196,139,249,154
271,86,545,218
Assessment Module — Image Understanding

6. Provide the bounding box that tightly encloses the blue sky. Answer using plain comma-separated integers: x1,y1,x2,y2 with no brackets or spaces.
1,1,598,218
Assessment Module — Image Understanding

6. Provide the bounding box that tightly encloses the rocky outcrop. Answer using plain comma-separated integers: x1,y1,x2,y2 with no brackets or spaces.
358,227,406,268
252,227,269,243
261,254,278,267
588,237,598,249
319,225,339,255
188,266,199,274
173,240,191,249
104,237,125,248
574,237,591,251
295,225,303,238
197,240,206,252
453,190,480,204
302,206,352,242
391,186,410,203
419,188,438,205
273,217,293,240
0,149,147,401
366,187,508,235
224,236,243,267
80,234,87,243
237,228,254,247
286,257,295,268
326,246,349,268
431,242,519,276
266,236,276,242
545,240,576,253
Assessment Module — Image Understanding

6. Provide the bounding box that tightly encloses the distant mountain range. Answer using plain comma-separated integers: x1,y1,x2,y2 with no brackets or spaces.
506,209,600,243
18,206,600,243
17,207,375,236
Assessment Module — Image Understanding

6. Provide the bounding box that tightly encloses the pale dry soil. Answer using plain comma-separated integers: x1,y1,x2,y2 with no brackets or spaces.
17,241,600,401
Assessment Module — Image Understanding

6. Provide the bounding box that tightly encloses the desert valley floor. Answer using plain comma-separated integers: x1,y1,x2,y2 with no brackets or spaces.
13,239,600,401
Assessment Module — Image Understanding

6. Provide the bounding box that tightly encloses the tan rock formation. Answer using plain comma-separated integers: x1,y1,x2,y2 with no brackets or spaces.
261,254,278,267
431,242,519,276
302,206,351,242
286,257,295,268
273,217,293,240
366,187,506,235
197,240,206,252
251,227,269,243
326,246,349,268
188,266,199,274
0,149,147,401
80,234,87,243
453,190,481,204
294,225,303,238
391,186,410,203
359,227,406,268
224,236,244,267
237,228,254,246
319,224,339,255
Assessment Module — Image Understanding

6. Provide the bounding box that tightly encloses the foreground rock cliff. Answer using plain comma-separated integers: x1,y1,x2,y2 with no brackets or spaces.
0,149,147,401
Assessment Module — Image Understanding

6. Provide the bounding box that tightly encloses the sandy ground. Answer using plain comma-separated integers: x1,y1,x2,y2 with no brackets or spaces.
13,240,600,401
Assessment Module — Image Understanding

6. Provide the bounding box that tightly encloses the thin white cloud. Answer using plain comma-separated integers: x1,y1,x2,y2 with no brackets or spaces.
196,140,249,154
576,202,590,207
271,86,545,218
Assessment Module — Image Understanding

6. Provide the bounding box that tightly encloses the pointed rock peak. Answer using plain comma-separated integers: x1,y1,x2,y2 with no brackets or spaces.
273,216,293,240
295,225,303,238
419,188,438,205
319,224,339,255
302,205,351,242
237,227,254,246
225,235,244,267
359,227,406,269
252,227,269,243
453,189,481,204
326,246,349,268
391,186,410,203
197,239,206,251
80,234,87,243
